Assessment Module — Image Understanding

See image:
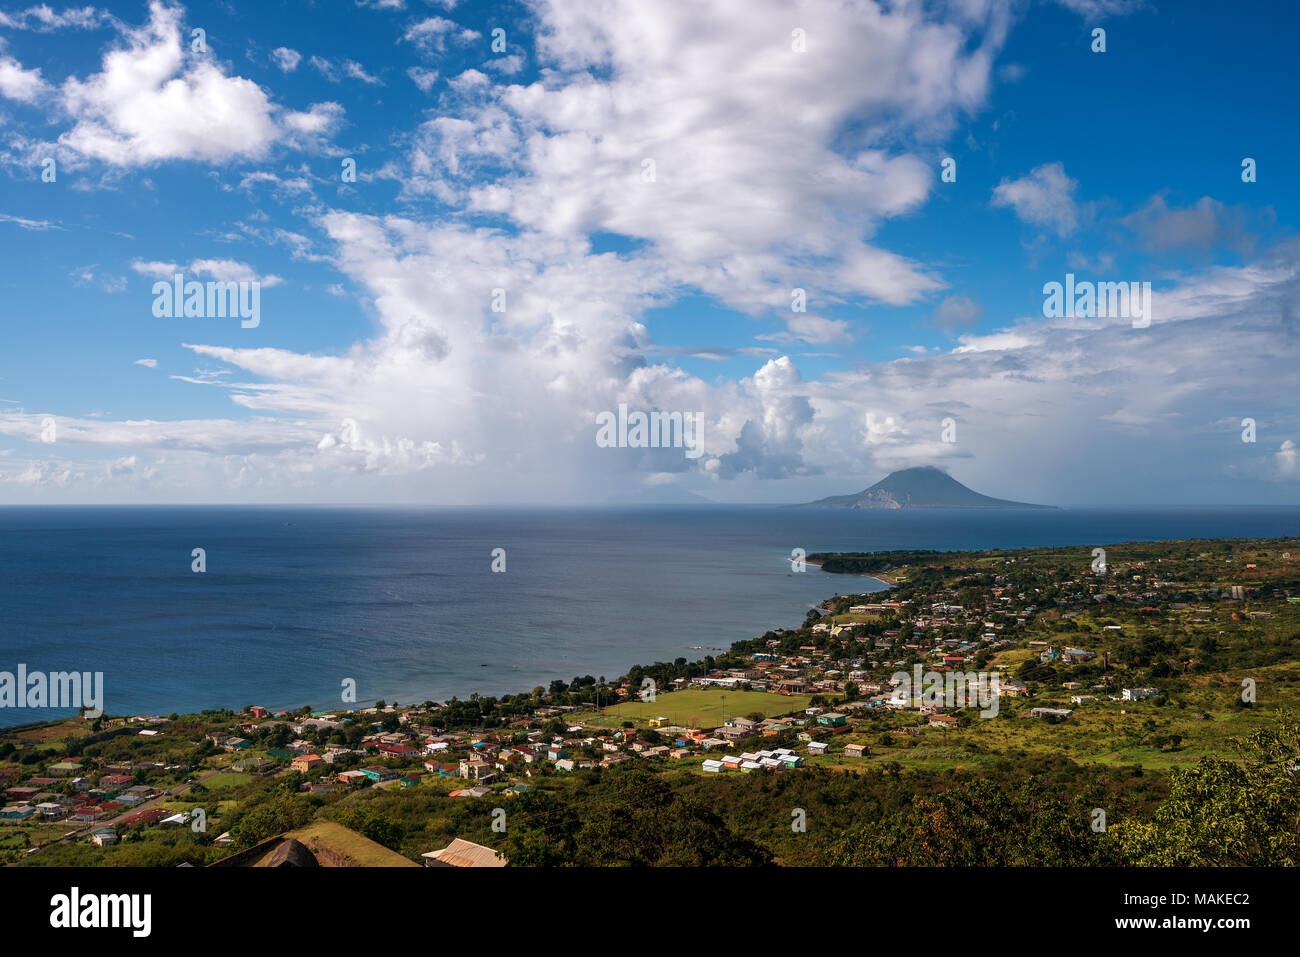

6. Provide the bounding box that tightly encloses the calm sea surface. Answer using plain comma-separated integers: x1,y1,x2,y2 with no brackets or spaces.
2,505,1298,726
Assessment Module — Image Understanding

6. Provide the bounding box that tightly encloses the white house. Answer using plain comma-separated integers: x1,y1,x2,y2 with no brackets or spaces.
1122,688,1159,701
1029,707,1073,720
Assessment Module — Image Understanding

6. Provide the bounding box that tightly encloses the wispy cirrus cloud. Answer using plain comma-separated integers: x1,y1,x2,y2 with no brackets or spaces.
130,258,284,286
0,5,115,31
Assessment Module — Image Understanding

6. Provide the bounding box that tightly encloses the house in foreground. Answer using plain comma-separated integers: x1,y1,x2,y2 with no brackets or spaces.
422,838,507,867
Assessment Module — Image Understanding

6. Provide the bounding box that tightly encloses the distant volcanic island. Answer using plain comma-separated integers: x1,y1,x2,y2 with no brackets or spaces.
799,466,1052,509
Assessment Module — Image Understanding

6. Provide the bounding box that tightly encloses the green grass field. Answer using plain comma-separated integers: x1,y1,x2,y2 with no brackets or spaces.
824,612,885,625
201,772,253,789
840,685,1299,773
586,689,814,728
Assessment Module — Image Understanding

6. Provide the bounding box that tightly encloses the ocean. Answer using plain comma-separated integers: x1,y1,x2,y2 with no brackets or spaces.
2,504,1298,727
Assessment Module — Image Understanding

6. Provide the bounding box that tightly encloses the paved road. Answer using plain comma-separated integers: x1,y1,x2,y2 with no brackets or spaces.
22,768,224,856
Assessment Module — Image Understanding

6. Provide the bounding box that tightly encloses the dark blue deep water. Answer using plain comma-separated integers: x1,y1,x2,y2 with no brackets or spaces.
2,505,1298,726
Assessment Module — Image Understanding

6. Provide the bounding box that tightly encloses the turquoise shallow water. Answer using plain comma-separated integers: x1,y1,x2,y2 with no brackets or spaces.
1,504,1297,726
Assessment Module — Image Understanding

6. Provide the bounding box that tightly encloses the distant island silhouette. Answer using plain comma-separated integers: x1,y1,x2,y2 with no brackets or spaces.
799,466,1052,509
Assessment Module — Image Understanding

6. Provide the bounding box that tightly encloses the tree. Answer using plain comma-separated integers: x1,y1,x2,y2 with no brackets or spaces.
825,775,1110,866
332,806,406,850
229,796,315,849
266,723,292,749
1113,711,1300,865
504,770,769,866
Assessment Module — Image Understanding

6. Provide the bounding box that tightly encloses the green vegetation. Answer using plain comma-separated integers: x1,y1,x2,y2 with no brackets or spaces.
4,535,1300,867
588,689,812,727
201,772,254,790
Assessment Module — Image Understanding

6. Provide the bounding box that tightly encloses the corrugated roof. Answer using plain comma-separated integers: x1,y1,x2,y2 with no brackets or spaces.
423,838,507,868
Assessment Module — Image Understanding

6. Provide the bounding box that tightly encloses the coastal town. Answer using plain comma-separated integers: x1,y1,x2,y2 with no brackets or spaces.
3,535,1299,866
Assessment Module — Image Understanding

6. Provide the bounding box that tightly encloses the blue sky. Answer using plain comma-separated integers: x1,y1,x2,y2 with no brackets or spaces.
1,0,1298,505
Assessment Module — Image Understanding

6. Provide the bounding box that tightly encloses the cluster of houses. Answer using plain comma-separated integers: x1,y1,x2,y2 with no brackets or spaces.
703,748,803,773
1,629,1187,845
153,698,891,803
0,750,187,848
10,549,1277,860
651,550,1269,730
285,711,835,791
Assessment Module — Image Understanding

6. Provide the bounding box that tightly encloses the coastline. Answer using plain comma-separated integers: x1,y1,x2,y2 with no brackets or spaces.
803,559,897,587
1,573,893,729
14,512,1300,729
